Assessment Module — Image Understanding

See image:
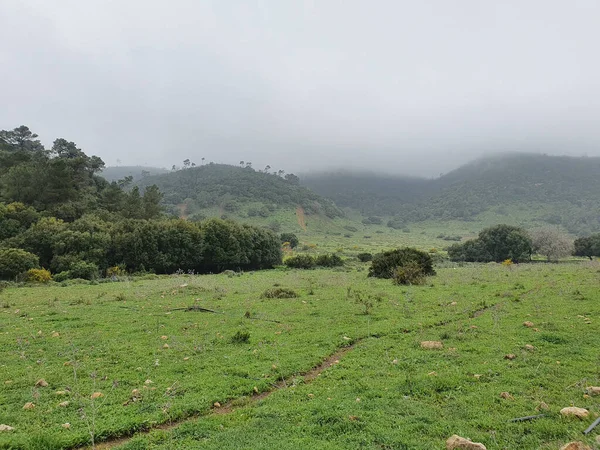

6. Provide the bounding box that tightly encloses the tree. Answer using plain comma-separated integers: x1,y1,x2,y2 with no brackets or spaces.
0,248,39,279
0,126,44,152
449,224,532,263
280,232,299,248
368,247,435,279
573,234,600,260
530,228,573,261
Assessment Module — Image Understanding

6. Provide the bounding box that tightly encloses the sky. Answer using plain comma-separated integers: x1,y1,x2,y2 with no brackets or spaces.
1,0,600,176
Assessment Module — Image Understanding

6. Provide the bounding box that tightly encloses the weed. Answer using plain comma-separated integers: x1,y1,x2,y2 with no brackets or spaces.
230,331,251,344
260,288,299,299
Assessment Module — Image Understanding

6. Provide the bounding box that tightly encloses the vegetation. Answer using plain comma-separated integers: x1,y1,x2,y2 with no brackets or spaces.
530,228,573,261
368,247,435,280
0,248,39,279
280,232,299,249
260,287,299,299
448,224,532,263
284,253,344,269
573,233,600,260
356,252,373,262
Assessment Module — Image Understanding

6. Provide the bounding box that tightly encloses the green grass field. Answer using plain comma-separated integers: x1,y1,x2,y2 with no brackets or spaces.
1,260,599,449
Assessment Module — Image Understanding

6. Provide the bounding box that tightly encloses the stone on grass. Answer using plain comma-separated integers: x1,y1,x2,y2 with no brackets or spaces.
560,442,592,450
524,344,535,351
61,423,71,429
23,402,35,410
35,379,49,387
504,354,516,360
58,401,69,407
560,407,589,419
500,392,514,400
420,341,443,349
0,425,14,432
523,321,534,327
586,386,600,396
446,434,486,450
90,392,103,400
537,401,549,411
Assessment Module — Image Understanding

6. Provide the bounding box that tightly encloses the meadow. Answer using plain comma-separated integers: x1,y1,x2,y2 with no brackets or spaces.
0,260,599,449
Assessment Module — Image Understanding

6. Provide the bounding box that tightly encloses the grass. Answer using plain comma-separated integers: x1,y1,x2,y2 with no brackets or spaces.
0,262,599,449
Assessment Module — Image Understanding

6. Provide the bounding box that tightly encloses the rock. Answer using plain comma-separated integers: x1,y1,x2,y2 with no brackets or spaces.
421,341,444,349
500,392,514,400
144,379,153,385
586,386,600,396
90,392,103,400
23,402,35,410
537,401,549,411
524,344,535,351
160,335,168,340
446,434,487,450
61,423,71,429
163,343,169,349
523,321,534,327
213,402,221,408
131,389,141,396
0,424,14,432
560,442,592,450
52,332,60,337
35,379,49,387
58,401,69,407
504,354,516,360
55,390,67,396
560,407,589,419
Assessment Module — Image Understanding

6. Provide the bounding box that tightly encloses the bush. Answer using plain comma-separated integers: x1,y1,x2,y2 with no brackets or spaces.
106,265,126,277
230,330,251,344
280,232,299,249
69,261,99,280
448,224,532,263
24,268,52,283
0,248,39,280
53,271,71,282
314,253,344,267
369,247,435,279
573,233,600,260
260,287,299,299
357,252,373,262
284,254,316,269
392,261,427,285
362,216,382,225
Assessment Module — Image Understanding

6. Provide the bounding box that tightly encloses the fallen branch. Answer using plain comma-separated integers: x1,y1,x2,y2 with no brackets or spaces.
169,306,221,313
583,416,600,435
509,414,546,422
244,316,282,324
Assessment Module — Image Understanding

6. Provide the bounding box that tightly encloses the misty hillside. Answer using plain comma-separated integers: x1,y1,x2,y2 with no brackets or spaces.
100,166,169,182
303,153,600,234
131,163,343,221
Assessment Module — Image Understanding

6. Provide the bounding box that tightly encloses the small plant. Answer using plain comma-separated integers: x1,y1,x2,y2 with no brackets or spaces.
106,266,126,277
502,259,513,267
260,287,299,299
357,252,373,262
25,268,52,283
230,330,251,344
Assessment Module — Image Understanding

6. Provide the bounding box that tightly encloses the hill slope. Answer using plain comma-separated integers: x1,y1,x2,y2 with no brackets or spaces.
303,153,600,234
100,166,169,182
129,164,343,222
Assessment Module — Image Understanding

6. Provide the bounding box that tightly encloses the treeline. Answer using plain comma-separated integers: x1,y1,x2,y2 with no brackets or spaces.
134,163,343,220
0,126,282,280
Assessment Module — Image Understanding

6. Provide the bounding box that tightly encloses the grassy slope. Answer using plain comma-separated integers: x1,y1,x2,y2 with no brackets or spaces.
0,262,598,449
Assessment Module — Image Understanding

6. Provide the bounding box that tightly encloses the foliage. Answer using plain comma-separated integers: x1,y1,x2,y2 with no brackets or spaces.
68,260,100,280
530,228,573,261
24,268,51,283
356,252,373,262
392,261,427,285
260,287,299,299
230,330,251,344
448,224,532,263
314,253,344,267
0,248,39,280
362,216,382,225
368,247,435,279
280,233,299,249
284,254,316,269
573,233,600,260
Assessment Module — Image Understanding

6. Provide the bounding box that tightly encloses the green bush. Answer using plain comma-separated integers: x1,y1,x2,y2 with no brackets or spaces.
368,247,435,279
69,261,99,280
362,216,382,225
284,254,316,269
0,248,39,280
230,330,251,344
357,252,373,262
448,224,532,263
315,253,344,267
280,232,299,248
392,261,427,285
52,271,71,282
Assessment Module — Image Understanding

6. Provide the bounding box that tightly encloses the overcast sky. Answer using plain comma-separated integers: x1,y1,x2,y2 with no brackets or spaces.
2,1,600,176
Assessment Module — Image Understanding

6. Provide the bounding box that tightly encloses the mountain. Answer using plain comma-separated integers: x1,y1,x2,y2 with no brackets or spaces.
130,163,343,224
302,153,600,234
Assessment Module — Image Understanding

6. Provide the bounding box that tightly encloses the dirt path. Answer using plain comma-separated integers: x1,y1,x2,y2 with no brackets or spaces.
296,206,307,231
86,344,357,449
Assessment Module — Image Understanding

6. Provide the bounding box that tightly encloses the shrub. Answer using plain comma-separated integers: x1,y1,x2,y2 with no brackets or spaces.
69,261,99,280
284,254,316,269
369,247,435,279
315,253,344,267
280,233,299,249
449,224,532,263
25,268,52,283
343,225,358,232
260,287,299,299
362,216,382,225
230,330,251,344
53,271,71,282
357,252,373,262
392,261,427,285
0,248,39,280
573,233,600,260
106,265,126,277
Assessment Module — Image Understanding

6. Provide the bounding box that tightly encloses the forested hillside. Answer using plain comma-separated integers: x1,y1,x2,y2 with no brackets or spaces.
100,166,169,182
302,153,600,234
133,163,343,220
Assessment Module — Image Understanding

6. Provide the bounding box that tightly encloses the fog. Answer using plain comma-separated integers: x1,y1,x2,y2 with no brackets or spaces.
2,1,600,176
